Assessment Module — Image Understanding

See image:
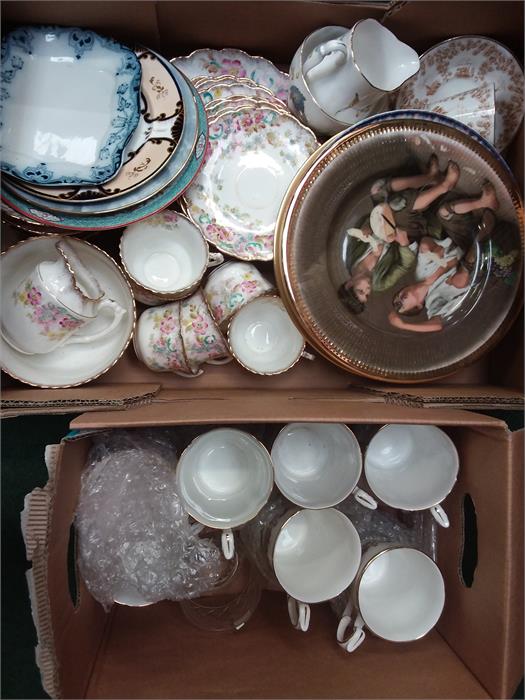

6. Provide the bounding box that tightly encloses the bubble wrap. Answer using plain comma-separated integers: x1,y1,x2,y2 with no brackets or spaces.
75,429,224,610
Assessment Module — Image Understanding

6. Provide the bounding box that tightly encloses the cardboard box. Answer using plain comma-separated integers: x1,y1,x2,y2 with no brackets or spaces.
22,401,523,699
1,0,524,417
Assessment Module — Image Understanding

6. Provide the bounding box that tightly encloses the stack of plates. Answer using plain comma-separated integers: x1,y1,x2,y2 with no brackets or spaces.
171,48,318,261
0,26,208,231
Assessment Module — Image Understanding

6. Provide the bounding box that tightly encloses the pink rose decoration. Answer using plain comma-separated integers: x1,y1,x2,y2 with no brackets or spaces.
192,314,209,334
240,280,258,293
28,288,42,305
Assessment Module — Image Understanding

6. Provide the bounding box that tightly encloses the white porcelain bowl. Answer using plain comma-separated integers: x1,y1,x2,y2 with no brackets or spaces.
176,428,274,528
271,423,364,509
272,508,361,604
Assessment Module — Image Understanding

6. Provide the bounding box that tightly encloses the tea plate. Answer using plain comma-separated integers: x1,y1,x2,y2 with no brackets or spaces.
1,26,141,185
12,49,184,202
0,61,208,230
182,105,317,261
396,36,524,151
0,235,135,387
275,113,523,382
171,48,289,102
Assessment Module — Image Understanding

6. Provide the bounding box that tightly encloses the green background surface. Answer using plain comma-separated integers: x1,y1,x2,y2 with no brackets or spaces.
1,412,523,700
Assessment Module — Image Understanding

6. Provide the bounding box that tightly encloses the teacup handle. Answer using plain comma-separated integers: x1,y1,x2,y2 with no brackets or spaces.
207,252,224,269
340,613,366,653
287,596,310,632
221,529,235,560
352,487,377,510
304,39,348,77
301,350,316,361
63,299,126,347
207,355,233,366
430,504,450,528
174,368,205,378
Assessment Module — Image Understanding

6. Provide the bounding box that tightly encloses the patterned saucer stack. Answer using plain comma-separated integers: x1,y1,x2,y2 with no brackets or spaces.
171,48,318,262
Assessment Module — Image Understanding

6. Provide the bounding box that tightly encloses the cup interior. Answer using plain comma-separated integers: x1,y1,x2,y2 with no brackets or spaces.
228,296,304,373
364,425,459,510
272,508,361,604
358,547,445,641
122,215,207,292
271,423,362,508
176,429,274,528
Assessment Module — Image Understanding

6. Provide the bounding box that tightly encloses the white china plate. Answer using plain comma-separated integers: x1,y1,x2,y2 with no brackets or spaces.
171,48,289,102
1,26,141,185
182,105,318,261
1,236,135,387
12,49,184,202
396,36,524,151
0,57,208,230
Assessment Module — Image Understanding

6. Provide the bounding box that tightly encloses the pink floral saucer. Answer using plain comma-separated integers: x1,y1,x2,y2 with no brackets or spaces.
181,105,318,261
171,48,289,103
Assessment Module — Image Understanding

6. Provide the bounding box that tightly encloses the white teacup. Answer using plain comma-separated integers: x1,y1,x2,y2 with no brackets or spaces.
364,425,459,528
176,429,274,560
204,261,275,329
271,423,377,510
269,508,362,632
288,26,351,136
303,19,419,122
227,295,313,374
2,239,126,355
120,210,223,305
336,545,445,652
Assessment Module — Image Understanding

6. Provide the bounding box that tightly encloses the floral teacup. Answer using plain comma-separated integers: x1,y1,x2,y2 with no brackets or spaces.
203,261,275,329
2,240,126,355
134,302,195,377
180,289,232,373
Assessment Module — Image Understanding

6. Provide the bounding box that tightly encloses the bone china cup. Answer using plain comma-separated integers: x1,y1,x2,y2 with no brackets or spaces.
179,289,232,373
203,261,275,329
337,545,445,652
271,423,377,510
120,210,223,305
227,295,312,374
134,302,194,377
176,429,274,559
364,424,459,527
270,508,362,632
2,239,126,355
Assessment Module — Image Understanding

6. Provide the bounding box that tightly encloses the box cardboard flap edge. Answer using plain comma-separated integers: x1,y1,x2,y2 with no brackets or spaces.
1,384,161,419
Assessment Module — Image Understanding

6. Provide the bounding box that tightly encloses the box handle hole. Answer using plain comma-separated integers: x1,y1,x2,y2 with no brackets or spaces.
460,494,478,588
67,523,79,608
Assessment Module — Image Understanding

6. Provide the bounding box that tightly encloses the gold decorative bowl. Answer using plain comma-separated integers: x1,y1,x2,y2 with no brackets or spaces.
274,113,524,383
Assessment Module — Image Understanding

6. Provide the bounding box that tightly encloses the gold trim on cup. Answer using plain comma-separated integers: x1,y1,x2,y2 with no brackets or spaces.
0,235,136,389
55,239,105,303
345,544,444,644
226,293,310,376
175,428,275,529
363,424,459,511
119,210,223,304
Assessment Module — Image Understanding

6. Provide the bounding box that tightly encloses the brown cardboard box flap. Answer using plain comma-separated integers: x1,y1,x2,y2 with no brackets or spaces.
69,388,513,430
1,384,160,419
